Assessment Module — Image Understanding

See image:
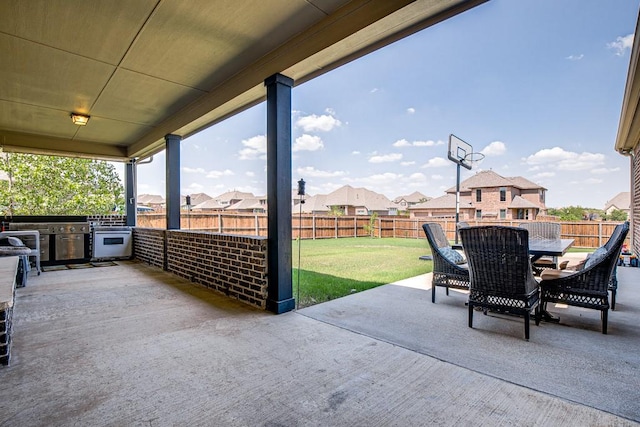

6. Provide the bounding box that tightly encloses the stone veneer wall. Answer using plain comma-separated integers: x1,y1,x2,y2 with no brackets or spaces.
132,228,269,309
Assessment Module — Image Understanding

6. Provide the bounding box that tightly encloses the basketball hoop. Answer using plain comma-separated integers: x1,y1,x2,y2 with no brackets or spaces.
464,152,485,165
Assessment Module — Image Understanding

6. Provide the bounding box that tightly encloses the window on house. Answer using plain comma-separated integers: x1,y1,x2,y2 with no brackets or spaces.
476,210,482,219
476,189,482,202
516,209,524,220
500,209,506,219
500,187,506,202
540,190,545,203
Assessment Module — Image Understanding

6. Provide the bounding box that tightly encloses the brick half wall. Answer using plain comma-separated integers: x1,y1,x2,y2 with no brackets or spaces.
133,228,166,269
133,228,269,310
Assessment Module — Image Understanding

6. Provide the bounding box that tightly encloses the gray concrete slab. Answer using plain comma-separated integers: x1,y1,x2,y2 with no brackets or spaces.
1,260,638,426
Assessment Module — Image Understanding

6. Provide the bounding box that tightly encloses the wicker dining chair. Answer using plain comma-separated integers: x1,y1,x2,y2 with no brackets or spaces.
458,225,541,340
539,222,628,334
422,223,470,303
518,222,561,275
604,221,629,311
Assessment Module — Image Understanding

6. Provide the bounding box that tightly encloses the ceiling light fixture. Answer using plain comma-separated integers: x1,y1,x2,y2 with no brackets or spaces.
70,112,90,126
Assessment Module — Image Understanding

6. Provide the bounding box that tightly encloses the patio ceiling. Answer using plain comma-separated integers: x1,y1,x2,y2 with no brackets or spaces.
0,0,487,162
615,10,640,155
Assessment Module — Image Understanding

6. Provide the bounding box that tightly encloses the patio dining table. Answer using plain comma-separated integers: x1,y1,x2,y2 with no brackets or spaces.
527,238,574,322
528,238,574,262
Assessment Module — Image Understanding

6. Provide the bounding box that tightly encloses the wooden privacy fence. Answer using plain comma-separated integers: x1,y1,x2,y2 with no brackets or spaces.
136,213,625,248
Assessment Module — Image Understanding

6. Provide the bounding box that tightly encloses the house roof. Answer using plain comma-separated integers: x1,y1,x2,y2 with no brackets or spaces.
508,195,541,209
213,190,255,202
325,185,393,211
445,170,546,193
183,192,212,206
191,199,228,210
393,191,430,204
296,195,330,213
0,1,487,162
138,194,165,205
226,198,264,211
409,194,473,210
604,192,631,211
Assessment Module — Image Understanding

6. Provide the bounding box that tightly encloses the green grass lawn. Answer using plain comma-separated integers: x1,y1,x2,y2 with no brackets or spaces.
292,237,431,308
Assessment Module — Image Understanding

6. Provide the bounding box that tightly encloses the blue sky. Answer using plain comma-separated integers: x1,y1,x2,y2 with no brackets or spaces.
130,0,639,209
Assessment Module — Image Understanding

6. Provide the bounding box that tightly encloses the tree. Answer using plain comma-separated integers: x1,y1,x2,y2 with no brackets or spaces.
0,152,124,216
607,209,628,221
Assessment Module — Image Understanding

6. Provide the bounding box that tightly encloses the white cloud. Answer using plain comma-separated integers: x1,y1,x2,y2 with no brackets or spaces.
523,147,605,171
591,167,620,174
407,107,416,114
566,54,584,61
401,161,416,166
369,153,402,163
206,169,234,178
184,182,204,192
608,34,634,56
431,174,444,180
360,172,403,184
584,178,603,184
534,172,556,178
238,135,266,160
481,141,506,156
409,172,426,180
422,157,450,168
370,88,378,93
296,166,346,178
352,151,361,155
293,134,324,152
413,140,445,147
393,139,412,147
182,167,206,174
296,114,342,132
245,171,255,177
394,139,444,148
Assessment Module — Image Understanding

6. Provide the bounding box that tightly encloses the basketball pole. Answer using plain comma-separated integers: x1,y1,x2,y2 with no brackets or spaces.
455,162,461,244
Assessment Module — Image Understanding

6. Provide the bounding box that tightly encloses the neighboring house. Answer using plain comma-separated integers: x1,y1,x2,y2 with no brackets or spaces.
182,192,212,208
295,185,395,215
226,197,267,213
137,194,166,210
191,198,228,212
409,170,547,220
409,194,474,219
324,185,395,216
393,191,431,209
604,192,630,216
192,190,255,211
295,194,330,215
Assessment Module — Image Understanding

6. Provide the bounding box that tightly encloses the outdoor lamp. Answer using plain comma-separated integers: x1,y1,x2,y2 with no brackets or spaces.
70,112,90,126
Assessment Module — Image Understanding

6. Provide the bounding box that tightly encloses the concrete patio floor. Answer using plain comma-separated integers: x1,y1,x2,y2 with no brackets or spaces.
1,256,638,426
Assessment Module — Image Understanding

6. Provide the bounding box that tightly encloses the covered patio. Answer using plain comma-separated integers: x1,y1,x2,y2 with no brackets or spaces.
1,259,638,425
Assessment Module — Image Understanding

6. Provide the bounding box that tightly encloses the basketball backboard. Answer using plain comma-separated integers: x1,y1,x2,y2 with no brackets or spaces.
448,134,473,170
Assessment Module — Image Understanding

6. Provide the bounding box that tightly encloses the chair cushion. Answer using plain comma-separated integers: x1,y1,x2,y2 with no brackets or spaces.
440,247,466,264
0,236,25,247
584,246,607,269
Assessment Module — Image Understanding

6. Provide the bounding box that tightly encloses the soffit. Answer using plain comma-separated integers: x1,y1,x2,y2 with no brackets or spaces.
0,0,487,161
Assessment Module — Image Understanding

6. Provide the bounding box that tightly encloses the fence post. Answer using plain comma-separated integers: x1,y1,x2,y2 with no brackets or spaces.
218,213,222,233
598,222,603,247
378,216,381,238
354,216,357,238
255,214,259,236
335,217,338,239
313,215,316,240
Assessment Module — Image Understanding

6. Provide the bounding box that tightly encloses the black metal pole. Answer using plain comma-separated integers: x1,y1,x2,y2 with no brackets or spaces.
455,163,461,244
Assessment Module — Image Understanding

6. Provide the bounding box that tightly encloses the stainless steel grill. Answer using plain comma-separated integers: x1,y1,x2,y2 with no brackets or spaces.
9,221,91,264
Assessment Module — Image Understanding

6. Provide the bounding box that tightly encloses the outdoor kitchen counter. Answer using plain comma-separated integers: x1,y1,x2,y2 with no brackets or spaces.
0,256,19,365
